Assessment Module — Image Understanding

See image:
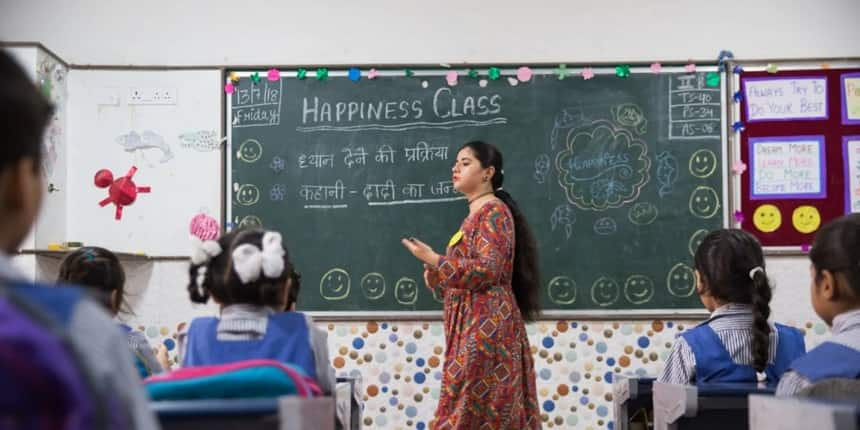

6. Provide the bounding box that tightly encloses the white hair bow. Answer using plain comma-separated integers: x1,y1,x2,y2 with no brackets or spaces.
190,235,223,265
232,231,286,284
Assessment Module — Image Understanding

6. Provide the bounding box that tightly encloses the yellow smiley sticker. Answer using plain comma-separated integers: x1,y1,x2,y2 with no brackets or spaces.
753,204,782,233
448,230,464,248
792,205,821,234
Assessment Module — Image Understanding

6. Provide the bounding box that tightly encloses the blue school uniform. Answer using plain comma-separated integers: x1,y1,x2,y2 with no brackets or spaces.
659,304,807,385
789,341,860,382
777,309,860,395
681,322,806,383
183,311,317,380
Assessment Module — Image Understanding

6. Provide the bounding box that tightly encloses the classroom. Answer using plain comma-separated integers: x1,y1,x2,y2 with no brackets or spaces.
1,1,859,429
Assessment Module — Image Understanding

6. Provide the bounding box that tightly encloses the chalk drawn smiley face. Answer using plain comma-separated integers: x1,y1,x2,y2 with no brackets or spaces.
593,217,617,235
792,205,821,234
688,229,709,256
689,149,717,178
667,263,696,297
547,276,577,305
320,268,350,300
628,202,659,225
689,186,720,219
238,215,263,228
753,204,782,233
394,277,419,305
624,275,654,305
360,272,386,300
237,139,263,163
236,184,261,206
590,277,620,307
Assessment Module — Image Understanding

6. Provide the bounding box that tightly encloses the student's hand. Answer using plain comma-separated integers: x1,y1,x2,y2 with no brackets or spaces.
156,344,173,371
423,263,440,291
400,237,440,266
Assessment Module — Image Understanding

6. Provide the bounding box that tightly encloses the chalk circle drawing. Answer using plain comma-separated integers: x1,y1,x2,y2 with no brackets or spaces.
550,204,576,239
360,272,386,300
610,103,647,135
394,277,419,305
320,268,351,300
555,120,651,210
656,151,679,198
667,263,696,297
689,186,720,219
237,139,263,163
624,275,655,305
628,202,659,226
591,276,620,307
688,229,709,256
534,154,551,184
238,215,263,228
689,149,717,178
547,276,577,305
235,184,261,206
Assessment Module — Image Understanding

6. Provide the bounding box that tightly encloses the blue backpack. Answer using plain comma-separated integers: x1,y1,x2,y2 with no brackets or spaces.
0,282,113,429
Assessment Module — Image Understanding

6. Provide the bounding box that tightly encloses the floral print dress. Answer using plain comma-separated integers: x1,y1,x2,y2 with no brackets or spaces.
432,199,540,429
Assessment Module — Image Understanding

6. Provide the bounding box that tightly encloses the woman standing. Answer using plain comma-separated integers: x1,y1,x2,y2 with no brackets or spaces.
402,141,541,429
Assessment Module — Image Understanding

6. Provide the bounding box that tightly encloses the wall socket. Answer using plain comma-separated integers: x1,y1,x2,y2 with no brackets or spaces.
127,87,177,105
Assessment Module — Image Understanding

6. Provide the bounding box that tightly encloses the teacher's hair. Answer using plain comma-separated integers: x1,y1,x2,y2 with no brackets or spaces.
461,141,541,320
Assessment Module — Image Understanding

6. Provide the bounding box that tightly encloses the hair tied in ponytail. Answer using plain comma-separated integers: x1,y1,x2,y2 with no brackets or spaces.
748,266,764,280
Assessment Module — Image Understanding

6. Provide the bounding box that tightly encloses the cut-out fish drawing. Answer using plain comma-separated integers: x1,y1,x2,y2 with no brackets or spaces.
116,130,174,163
656,151,678,198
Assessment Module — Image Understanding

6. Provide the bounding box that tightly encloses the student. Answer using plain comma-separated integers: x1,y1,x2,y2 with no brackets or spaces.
777,214,860,396
659,229,805,384
0,50,158,429
178,228,333,394
282,269,335,396
57,246,172,378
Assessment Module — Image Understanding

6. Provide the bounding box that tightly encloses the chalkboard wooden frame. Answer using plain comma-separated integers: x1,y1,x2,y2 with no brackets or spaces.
225,64,727,320
727,59,860,255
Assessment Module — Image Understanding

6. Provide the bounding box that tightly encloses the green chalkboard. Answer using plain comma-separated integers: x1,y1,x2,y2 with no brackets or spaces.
227,67,726,314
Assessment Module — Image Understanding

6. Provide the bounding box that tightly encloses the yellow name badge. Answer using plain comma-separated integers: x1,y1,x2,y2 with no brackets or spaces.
448,230,464,248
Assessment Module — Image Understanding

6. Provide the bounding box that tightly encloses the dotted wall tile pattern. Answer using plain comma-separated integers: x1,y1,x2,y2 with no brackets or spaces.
133,319,831,429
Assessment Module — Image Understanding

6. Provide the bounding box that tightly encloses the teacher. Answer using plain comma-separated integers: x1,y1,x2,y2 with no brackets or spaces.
401,140,541,429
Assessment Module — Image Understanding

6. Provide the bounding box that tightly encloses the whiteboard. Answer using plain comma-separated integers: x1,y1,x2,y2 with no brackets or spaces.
66,70,222,255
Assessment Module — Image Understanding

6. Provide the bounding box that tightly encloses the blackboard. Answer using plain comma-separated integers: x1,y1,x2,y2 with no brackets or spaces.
226,66,726,314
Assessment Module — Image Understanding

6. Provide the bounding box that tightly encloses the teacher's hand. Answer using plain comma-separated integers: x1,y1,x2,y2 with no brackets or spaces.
400,237,440,267
423,263,440,291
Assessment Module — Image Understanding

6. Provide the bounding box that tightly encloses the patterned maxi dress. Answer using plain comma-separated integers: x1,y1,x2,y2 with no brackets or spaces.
432,199,540,429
